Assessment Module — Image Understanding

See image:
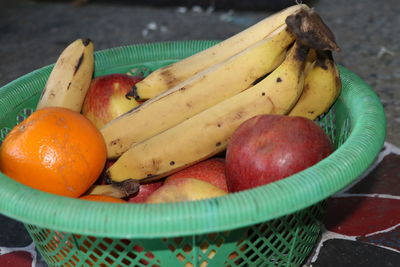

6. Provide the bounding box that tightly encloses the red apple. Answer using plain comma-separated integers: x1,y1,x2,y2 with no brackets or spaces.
225,115,333,192
146,178,228,204
82,73,143,129
165,158,228,192
127,180,164,203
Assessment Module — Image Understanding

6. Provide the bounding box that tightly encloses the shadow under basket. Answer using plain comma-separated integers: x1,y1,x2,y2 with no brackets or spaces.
0,41,386,267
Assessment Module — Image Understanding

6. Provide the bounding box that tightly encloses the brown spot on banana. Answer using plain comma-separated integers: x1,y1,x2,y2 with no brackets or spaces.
276,77,282,82
234,110,246,120
67,82,72,91
151,158,162,172
140,173,165,183
266,96,277,114
159,69,179,86
74,54,84,75
49,90,56,99
110,138,121,147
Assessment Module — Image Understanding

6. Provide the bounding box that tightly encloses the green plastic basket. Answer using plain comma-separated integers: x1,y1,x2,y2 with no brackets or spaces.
0,41,386,267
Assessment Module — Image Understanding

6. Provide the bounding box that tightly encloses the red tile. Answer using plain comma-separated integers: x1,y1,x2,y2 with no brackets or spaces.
347,153,400,196
0,251,32,267
323,196,400,236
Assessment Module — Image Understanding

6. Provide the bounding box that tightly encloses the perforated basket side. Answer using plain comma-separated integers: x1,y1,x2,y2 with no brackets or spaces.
27,201,326,267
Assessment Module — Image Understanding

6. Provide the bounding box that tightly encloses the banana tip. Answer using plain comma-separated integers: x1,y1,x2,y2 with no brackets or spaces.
81,38,93,46
112,179,140,195
126,85,141,100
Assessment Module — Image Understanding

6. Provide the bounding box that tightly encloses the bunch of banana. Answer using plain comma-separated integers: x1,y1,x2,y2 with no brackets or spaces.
101,24,296,158
85,180,139,198
99,5,341,185
37,38,94,112
132,4,307,101
288,50,341,120
107,41,309,182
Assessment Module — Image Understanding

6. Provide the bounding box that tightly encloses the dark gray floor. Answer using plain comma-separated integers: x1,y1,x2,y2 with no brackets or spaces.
1,0,399,146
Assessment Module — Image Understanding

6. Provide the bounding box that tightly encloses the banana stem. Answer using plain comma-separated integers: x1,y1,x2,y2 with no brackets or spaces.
86,179,140,198
285,8,340,51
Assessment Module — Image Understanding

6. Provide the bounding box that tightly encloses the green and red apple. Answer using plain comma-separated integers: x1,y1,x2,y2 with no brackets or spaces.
146,178,228,203
82,73,143,128
165,158,228,191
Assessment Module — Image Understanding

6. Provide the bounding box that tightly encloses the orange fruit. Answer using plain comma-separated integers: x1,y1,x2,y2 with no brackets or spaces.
79,194,126,203
0,107,107,197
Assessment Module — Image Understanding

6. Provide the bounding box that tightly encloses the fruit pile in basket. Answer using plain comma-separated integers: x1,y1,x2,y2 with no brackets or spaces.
0,4,339,203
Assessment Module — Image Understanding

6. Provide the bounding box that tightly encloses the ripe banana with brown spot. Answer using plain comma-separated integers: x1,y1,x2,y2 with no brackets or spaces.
106,41,309,183
36,38,94,112
289,50,341,120
101,25,296,159
132,4,309,100
85,179,139,198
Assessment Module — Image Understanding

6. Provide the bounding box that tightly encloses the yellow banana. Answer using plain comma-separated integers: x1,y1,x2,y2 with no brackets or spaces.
36,38,94,112
132,4,309,100
85,180,139,198
304,48,317,74
101,26,296,159
106,41,308,183
289,50,341,120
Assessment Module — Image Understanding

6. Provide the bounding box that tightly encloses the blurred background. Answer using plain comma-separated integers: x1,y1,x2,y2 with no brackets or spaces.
0,0,399,146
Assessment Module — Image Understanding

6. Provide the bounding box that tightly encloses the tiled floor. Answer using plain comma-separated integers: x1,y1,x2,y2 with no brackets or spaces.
310,142,400,266
0,142,399,266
